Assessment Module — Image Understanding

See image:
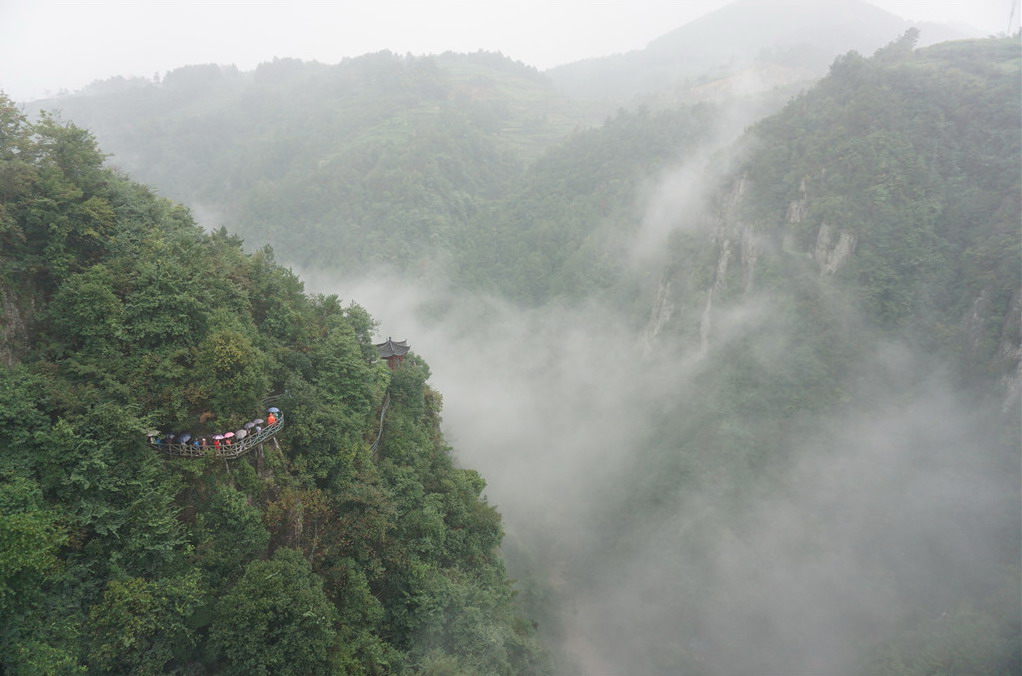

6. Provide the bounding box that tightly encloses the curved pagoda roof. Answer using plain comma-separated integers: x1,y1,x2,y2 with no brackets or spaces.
376,337,410,358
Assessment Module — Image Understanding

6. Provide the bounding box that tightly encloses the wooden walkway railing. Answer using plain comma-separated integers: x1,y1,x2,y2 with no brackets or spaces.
151,418,283,459
154,385,387,461
369,392,391,456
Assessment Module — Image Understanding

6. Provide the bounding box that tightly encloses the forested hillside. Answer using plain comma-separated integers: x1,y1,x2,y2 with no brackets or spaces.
454,104,718,304
399,34,1020,676
541,34,1021,674
781,37,1017,361
352,35,1019,676
639,33,1020,368
10,27,1020,676
29,51,589,278
0,95,546,675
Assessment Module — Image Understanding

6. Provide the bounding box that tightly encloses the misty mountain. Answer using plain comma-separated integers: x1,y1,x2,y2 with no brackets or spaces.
358,34,1019,675
547,0,972,105
656,35,1020,381
5,19,1019,676
24,1,982,290
453,104,719,304
526,34,1021,674
28,51,596,277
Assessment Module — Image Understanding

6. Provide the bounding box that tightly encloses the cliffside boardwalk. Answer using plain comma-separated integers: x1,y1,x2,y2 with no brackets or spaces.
152,338,410,460
150,417,283,459
370,392,391,457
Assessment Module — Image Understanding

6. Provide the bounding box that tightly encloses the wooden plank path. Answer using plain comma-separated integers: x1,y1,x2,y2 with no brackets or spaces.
153,383,390,461
369,392,391,456
151,418,283,459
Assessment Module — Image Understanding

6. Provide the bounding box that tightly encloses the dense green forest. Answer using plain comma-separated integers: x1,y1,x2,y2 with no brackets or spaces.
456,35,1019,675
30,51,591,279
427,35,1018,676
572,34,1022,674
0,95,547,674
8,26,1021,676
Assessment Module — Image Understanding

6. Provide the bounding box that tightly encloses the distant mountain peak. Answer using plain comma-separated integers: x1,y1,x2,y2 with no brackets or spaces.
548,0,973,102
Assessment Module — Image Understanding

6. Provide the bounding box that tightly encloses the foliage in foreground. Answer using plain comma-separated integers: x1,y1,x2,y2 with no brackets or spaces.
0,95,547,674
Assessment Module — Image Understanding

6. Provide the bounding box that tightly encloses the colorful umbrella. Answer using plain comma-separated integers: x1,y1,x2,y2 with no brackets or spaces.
224,432,235,438
213,434,225,440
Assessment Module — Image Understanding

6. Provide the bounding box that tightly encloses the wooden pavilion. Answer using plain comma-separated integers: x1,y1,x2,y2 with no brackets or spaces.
376,337,410,369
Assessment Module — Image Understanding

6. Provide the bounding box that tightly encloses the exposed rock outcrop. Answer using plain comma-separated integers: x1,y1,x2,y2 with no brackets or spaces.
997,289,1022,412
0,285,33,367
813,223,858,275
643,275,675,350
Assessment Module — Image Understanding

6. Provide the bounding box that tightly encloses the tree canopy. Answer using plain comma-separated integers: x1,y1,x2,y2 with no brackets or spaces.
0,94,547,674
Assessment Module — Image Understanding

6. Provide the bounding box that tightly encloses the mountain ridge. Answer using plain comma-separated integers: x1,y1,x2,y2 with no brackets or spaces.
546,0,973,103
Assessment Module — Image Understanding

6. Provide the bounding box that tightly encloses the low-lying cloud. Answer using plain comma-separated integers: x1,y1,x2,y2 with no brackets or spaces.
306,263,1018,675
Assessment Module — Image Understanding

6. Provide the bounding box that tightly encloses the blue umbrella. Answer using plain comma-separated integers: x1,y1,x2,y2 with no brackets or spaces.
267,407,280,414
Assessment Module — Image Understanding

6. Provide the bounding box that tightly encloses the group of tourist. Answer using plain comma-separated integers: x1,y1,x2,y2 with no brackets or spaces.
148,408,281,450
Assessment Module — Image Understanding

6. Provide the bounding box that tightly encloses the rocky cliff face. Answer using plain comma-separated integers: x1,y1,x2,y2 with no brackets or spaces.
811,224,857,275
785,174,857,275
646,172,860,351
998,290,1022,412
643,167,1020,411
642,275,675,351
0,284,33,367
961,286,1022,411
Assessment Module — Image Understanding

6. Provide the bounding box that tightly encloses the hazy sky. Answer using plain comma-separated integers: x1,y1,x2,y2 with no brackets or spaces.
1,0,1018,102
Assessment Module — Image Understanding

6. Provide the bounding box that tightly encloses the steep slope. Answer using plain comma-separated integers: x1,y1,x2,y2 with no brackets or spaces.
690,34,1021,389
325,36,1020,676
454,104,718,304
0,94,547,674
562,34,1021,675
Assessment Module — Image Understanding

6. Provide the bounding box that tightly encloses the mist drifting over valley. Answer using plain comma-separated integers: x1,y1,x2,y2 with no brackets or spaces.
312,169,1018,674
3,1,1020,673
